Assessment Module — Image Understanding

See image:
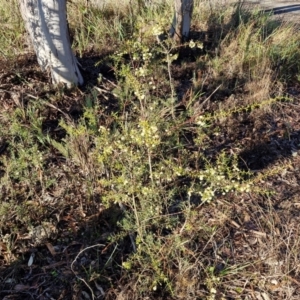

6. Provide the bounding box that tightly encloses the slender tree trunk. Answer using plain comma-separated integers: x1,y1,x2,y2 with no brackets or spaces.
171,0,194,43
19,0,83,87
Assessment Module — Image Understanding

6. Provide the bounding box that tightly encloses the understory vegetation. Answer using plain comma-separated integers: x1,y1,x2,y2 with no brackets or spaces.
1,0,300,299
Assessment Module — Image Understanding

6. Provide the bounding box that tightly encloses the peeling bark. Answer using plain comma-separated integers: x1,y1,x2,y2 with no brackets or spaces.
19,0,83,86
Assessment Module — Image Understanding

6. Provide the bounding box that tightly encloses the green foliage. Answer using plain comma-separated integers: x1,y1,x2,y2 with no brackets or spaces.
212,11,300,83
49,34,256,293
0,0,24,59
0,100,51,233
1,1,300,298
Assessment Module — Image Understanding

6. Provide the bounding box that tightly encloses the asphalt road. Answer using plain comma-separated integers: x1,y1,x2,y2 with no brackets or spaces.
243,1,300,22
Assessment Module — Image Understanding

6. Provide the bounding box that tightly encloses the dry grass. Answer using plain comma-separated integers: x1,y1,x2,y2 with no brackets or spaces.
1,0,300,299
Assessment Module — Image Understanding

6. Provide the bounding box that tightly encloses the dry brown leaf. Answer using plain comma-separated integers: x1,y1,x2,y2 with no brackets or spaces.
46,242,57,256
0,241,7,253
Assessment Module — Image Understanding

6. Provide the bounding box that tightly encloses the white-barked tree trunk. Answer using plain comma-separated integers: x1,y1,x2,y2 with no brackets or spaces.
18,0,194,86
19,0,83,87
171,0,194,43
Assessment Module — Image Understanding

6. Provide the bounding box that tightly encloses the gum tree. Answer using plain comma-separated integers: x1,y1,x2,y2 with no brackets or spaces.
19,0,83,87
171,0,194,43
19,0,193,87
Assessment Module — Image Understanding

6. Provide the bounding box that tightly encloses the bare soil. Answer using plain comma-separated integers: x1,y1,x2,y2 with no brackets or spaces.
2,3,300,300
